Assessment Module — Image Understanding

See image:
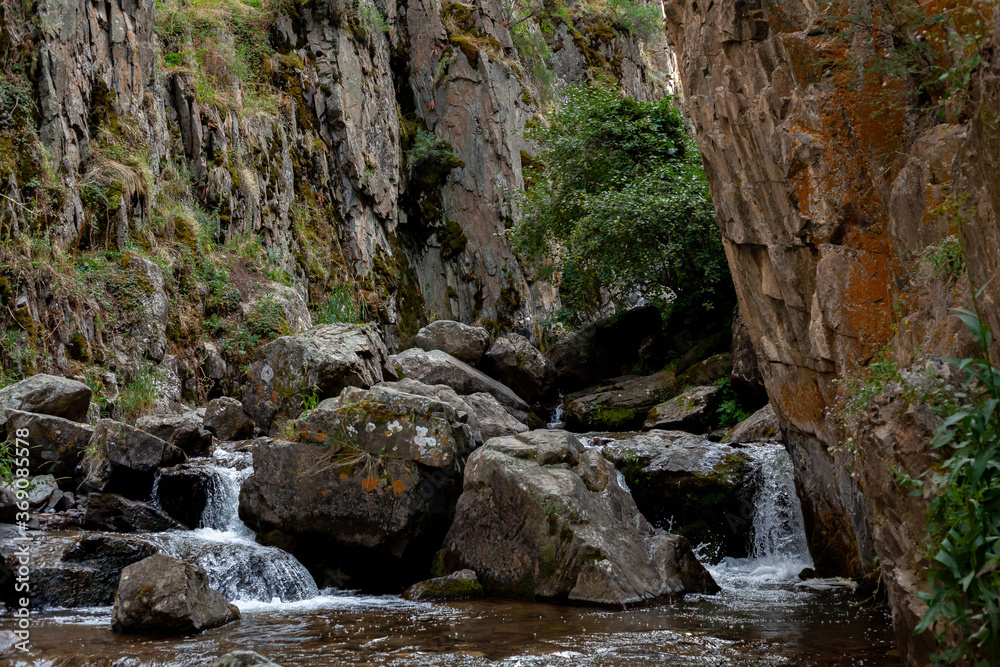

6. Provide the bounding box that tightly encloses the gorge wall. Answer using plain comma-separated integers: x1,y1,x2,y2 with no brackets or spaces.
0,0,674,402
663,0,1000,663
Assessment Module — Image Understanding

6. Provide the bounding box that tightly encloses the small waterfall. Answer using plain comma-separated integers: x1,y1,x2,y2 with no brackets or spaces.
547,391,565,428
708,443,813,586
746,444,811,562
151,445,319,605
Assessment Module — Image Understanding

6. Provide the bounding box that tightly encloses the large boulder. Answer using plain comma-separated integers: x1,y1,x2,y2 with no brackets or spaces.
203,397,255,441
0,528,160,608
435,430,719,604
84,493,186,532
135,413,213,458
563,371,675,431
724,404,783,444
386,348,529,415
462,392,529,441
376,378,483,446
415,320,491,364
600,431,757,560
643,385,721,432
243,324,387,432
81,419,185,499
240,384,475,585
0,374,91,424
3,411,94,486
676,353,731,387
402,569,484,601
483,334,555,403
111,554,240,634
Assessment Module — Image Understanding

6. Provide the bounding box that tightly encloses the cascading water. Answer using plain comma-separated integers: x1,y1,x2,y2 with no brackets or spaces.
150,445,319,605
547,391,565,428
706,442,814,586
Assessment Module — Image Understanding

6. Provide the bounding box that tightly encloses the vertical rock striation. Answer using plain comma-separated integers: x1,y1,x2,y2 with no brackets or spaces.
663,1,1000,663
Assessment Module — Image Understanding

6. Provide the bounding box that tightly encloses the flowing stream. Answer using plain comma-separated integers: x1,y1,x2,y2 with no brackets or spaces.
3,441,898,666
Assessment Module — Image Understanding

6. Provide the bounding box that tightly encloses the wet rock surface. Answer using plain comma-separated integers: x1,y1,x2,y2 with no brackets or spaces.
111,554,240,634
724,404,782,444
84,494,186,533
403,569,484,601
437,430,719,605
600,431,757,559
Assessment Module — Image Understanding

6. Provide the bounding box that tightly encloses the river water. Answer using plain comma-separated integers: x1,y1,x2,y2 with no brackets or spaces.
2,440,899,666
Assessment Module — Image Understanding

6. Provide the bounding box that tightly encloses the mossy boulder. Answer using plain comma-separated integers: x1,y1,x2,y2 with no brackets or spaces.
600,431,757,561
435,430,719,605
563,371,676,431
0,374,92,425
402,569,484,601
243,324,387,433
643,385,721,433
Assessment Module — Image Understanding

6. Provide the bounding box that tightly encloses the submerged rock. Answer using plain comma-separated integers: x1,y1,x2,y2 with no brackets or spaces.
203,397,255,441
724,404,782,444
483,334,555,403
436,430,719,605
643,385,721,432
240,384,474,584
112,554,240,634
4,411,94,487
243,324,387,432
600,431,757,559
213,651,282,667
135,413,213,458
0,374,91,425
415,320,491,364
0,528,160,608
386,348,529,415
564,371,675,431
403,569,484,601
81,419,185,499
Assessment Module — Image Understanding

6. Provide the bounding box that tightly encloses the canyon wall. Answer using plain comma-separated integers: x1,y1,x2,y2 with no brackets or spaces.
663,1,1000,663
0,0,673,400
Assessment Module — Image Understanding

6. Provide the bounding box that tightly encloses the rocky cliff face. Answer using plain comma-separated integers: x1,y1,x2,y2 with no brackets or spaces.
0,0,672,401
663,1,999,663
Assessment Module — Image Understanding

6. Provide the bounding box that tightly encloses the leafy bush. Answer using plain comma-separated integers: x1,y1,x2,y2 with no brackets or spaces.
714,377,751,428
916,303,1000,665
509,83,733,324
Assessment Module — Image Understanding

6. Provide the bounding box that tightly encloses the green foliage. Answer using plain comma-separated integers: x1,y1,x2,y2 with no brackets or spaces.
314,283,367,325
119,364,160,422
605,0,661,40
915,304,1000,665
836,346,901,419
817,0,998,110
924,235,966,286
301,387,321,413
221,295,289,366
714,377,750,428
509,84,732,324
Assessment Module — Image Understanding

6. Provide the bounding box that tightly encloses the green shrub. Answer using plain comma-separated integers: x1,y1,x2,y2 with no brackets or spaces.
714,377,751,428
119,364,160,422
916,301,1000,665
315,284,366,325
509,83,733,324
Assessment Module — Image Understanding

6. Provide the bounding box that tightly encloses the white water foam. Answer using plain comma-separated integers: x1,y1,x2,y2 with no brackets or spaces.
706,443,814,588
